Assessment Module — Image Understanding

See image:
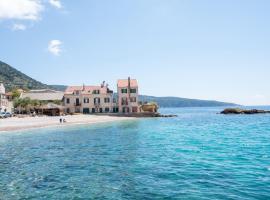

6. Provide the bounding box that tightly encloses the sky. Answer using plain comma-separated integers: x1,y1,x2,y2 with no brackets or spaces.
0,0,270,105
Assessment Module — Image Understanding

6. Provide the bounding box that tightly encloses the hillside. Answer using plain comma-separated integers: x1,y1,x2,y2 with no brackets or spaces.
139,95,237,107
0,61,65,91
0,60,237,107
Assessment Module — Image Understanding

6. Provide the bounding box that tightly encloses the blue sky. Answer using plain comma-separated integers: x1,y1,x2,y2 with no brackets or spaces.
0,0,270,105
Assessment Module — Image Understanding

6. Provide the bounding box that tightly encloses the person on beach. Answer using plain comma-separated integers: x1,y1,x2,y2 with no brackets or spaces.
59,117,62,123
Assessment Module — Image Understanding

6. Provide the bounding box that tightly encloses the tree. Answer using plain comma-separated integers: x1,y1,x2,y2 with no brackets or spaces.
11,89,21,99
13,97,32,114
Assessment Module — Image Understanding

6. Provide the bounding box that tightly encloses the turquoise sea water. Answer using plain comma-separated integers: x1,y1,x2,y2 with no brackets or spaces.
1,107,270,199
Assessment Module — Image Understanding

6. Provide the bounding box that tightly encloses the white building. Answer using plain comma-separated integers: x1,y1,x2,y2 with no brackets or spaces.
63,78,140,114
0,83,10,112
64,84,117,114
117,78,139,113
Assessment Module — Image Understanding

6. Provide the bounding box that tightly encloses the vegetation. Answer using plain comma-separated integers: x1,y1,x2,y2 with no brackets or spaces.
13,97,62,113
0,60,66,92
11,89,21,99
139,95,237,107
49,85,67,91
13,97,36,113
13,98,61,113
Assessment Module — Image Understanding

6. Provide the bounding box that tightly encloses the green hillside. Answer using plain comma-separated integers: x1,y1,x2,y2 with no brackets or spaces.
139,95,238,107
0,61,66,91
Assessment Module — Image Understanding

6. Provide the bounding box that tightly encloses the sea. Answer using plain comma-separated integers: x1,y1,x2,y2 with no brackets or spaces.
0,107,270,200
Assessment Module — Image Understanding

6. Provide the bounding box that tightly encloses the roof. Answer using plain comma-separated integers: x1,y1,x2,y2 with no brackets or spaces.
117,79,138,88
20,90,64,101
65,86,110,95
39,103,64,109
26,89,57,93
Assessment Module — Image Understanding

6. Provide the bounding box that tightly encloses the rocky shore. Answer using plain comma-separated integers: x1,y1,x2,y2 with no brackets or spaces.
221,108,270,115
104,113,177,118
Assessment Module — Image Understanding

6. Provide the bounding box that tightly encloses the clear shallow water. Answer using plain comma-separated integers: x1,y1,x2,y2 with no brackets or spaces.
1,107,270,200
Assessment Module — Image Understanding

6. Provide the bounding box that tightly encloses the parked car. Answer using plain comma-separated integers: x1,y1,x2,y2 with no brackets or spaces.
0,112,6,118
0,112,12,118
4,112,12,118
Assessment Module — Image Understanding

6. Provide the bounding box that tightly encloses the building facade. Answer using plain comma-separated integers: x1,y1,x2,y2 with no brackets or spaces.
64,84,117,114
0,83,10,112
117,78,139,113
63,78,139,114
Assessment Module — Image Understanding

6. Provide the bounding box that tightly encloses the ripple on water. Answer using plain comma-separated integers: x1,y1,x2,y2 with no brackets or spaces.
0,107,270,199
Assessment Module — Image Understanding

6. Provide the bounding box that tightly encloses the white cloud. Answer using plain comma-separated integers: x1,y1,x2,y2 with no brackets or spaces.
48,40,62,56
12,23,27,31
49,0,61,9
0,0,43,21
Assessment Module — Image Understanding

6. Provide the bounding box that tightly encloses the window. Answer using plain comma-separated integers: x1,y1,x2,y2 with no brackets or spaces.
122,107,130,113
93,90,100,94
76,98,80,105
75,90,80,95
130,97,136,102
94,98,100,104
121,88,127,93
66,98,70,104
84,98,89,103
83,108,90,114
66,108,70,113
105,107,110,112
104,98,110,103
130,88,137,93
121,97,128,105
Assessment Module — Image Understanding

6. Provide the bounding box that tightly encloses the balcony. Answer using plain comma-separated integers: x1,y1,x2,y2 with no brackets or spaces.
74,103,81,106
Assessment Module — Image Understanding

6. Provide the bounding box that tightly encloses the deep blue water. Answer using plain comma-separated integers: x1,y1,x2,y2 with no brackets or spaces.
1,107,270,200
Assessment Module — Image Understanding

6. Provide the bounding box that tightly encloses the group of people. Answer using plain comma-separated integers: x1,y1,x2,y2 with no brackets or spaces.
59,116,66,123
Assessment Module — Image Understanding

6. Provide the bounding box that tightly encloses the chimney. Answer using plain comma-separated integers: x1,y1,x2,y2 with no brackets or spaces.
128,77,131,89
128,77,131,99
101,81,105,88
82,84,85,91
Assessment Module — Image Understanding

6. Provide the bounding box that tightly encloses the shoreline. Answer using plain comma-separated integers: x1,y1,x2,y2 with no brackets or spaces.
0,115,136,133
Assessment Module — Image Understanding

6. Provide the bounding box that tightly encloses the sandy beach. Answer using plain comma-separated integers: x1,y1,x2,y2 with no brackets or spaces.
0,115,135,132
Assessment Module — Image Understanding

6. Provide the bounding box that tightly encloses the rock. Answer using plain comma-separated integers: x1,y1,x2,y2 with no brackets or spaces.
221,108,270,115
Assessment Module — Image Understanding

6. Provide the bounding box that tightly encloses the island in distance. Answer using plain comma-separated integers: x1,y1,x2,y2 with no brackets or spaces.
221,108,270,115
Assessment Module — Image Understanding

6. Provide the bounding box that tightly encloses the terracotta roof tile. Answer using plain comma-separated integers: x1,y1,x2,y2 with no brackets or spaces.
117,79,138,88
65,86,109,95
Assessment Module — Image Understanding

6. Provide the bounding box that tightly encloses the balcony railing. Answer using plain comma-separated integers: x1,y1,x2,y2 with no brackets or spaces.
74,103,81,106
